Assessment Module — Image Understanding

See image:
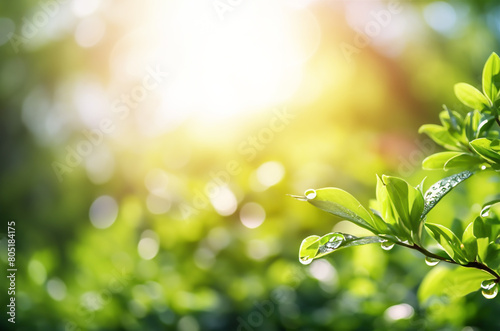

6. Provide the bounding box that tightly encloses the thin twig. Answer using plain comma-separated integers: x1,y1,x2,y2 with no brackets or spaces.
395,242,500,282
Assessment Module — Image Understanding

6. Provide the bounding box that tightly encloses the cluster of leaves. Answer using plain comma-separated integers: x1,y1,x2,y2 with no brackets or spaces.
296,52,500,300
421,53,500,172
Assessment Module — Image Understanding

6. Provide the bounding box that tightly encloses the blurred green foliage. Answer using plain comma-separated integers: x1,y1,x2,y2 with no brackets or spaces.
1,0,500,330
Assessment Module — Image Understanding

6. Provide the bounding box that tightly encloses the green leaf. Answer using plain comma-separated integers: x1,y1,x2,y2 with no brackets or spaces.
376,175,395,224
470,138,500,164
454,82,491,110
421,171,474,219
477,115,497,138
462,221,478,262
482,52,500,102
383,176,423,242
383,176,410,225
440,106,463,133
301,188,384,233
484,243,500,271
463,110,482,141
480,198,500,217
422,152,464,170
418,124,463,151
444,153,484,171
299,235,320,265
416,177,427,195
298,232,384,264
418,266,492,302
425,223,468,263
410,189,425,239
375,176,411,240
473,217,490,263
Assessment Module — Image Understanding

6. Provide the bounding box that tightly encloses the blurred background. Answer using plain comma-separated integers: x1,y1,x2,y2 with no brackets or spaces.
1,0,500,330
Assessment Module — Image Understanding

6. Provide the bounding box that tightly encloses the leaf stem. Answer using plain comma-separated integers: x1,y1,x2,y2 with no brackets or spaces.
396,242,500,282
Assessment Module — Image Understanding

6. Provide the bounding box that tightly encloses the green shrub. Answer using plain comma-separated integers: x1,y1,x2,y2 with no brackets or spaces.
296,52,500,301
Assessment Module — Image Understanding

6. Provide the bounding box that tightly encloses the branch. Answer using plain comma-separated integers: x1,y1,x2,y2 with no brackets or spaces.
395,242,500,282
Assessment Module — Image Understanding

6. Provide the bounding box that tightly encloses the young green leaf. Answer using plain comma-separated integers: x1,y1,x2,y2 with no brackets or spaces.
462,221,478,262
422,151,464,170
298,232,384,264
409,188,425,238
444,153,484,171
374,176,412,240
473,217,490,263
454,82,491,110
383,176,410,225
376,175,395,223
425,223,468,264
421,171,474,219
482,52,500,102
477,115,497,138
463,110,482,141
383,175,423,242
470,138,500,164
480,198,500,217
299,235,321,265
440,106,463,133
484,244,500,271
418,124,463,151
299,188,385,233
418,266,492,302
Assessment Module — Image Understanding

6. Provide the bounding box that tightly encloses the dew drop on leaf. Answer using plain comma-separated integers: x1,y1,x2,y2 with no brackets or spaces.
481,279,496,290
421,171,473,218
326,238,343,250
424,256,439,266
300,256,314,265
381,242,394,251
305,189,317,200
482,285,498,299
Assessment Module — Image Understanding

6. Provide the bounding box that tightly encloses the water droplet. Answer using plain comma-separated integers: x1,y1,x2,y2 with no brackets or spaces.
300,256,313,265
305,189,317,200
481,165,487,170
481,279,496,290
326,238,343,250
425,256,439,266
481,280,498,299
381,242,395,251
482,285,498,299
421,171,473,218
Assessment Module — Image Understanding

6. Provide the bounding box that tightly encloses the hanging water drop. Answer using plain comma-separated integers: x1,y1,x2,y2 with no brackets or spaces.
300,255,314,265
305,189,317,200
425,256,439,266
482,285,498,299
381,241,395,251
481,279,496,290
481,280,498,299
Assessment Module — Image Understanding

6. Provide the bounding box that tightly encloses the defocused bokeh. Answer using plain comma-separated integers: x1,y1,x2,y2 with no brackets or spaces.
1,0,500,330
